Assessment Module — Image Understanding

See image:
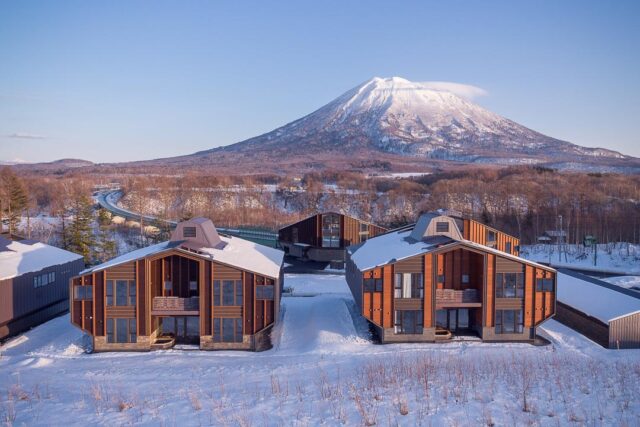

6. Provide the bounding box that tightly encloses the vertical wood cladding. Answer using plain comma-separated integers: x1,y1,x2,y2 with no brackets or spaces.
463,219,520,256
485,253,495,327
136,260,146,336
244,272,254,335
94,271,105,336
382,265,394,328
424,254,434,328
534,268,555,324
524,265,535,327
610,312,640,349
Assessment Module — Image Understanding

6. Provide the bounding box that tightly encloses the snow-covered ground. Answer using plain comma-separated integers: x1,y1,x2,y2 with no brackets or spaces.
1,274,639,426
521,243,640,275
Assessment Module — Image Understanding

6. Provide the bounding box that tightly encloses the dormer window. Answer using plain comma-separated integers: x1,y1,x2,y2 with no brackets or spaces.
183,226,197,238
436,222,449,233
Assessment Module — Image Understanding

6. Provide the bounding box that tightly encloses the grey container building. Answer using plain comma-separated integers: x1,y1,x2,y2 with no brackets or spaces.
0,234,84,340
555,269,640,349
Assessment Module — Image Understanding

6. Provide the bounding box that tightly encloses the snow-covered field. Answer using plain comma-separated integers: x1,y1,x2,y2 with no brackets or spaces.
1,274,639,426
521,243,640,275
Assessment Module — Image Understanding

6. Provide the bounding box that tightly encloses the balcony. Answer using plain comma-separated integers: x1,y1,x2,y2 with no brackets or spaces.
435,289,481,308
152,297,200,315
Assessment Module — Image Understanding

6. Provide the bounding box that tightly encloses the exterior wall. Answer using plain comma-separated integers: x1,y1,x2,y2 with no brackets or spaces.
72,248,281,352
1,258,84,340
346,240,556,345
609,312,640,349
463,219,520,256
278,213,386,257
554,301,609,348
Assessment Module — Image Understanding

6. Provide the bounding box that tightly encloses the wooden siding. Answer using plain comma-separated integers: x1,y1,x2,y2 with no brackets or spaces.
485,253,495,327
463,219,520,256
394,255,423,273
382,265,393,328
495,257,524,273
524,265,535,327
424,254,434,328
609,312,640,349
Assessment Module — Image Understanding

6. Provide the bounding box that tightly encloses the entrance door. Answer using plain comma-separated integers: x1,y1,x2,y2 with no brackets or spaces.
160,316,200,344
436,309,472,334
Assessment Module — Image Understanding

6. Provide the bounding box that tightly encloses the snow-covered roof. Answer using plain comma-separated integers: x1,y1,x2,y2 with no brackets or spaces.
349,226,554,272
557,272,640,323
80,236,284,279
349,229,449,271
0,238,83,280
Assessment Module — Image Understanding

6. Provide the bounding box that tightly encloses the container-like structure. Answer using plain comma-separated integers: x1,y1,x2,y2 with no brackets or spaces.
346,212,556,343
555,270,640,349
0,234,84,340
70,218,284,352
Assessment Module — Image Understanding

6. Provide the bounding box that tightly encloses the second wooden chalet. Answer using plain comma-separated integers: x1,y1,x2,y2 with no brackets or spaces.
346,212,556,343
278,212,387,266
70,218,284,352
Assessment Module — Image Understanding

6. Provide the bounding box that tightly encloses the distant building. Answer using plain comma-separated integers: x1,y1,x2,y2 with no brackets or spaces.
555,270,640,349
70,218,284,352
346,212,556,344
278,212,387,266
0,234,84,340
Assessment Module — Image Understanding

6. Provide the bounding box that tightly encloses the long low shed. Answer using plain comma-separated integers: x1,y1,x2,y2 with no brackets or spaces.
555,270,640,349
0,235,84,340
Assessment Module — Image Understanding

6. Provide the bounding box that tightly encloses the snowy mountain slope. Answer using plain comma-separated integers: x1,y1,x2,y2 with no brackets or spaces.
193,76,631,167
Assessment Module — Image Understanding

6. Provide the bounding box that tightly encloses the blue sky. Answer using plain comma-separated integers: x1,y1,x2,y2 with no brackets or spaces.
1,1,639,163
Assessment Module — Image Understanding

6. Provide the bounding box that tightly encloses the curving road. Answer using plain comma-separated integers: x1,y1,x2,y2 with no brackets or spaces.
95,190,278,246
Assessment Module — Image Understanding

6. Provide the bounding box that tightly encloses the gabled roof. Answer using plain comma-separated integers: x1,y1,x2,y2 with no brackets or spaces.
80,236,284,278
348,224,554,272
0,237,83,280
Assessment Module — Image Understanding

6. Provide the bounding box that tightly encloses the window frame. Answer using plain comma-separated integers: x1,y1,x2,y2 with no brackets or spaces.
495,309,524,334
394,310,424,334
213,279,243,306
495,272,524,298
436,221,449,233
394,273,423,299
213,317,243,343
106,318,136,343
183,226,197,238
321,214,341,248
106,280,136,307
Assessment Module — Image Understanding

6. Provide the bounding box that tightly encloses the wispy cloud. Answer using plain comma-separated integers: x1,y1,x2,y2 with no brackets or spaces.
5,132,47,140
421,81,488,100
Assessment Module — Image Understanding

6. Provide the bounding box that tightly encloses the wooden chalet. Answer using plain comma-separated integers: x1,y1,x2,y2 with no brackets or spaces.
346,212,556,343
70,218,284,352
278,212,387,265
1,234,84,340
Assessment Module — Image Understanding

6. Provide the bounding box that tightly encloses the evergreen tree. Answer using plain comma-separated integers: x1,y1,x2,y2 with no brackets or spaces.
67,194,95,264
96,224,117,263
0,167,28,234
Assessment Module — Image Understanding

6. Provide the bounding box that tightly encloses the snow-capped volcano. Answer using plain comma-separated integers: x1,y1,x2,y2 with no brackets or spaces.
197,76,627,167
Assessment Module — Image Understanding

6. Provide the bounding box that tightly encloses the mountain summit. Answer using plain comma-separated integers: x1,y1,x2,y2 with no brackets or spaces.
193,76,628,169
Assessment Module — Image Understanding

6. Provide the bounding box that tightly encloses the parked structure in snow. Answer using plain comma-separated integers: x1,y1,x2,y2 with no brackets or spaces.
346,212,556,343
555,270,640,349
278,212,387,266
70,218,284,352
0,234,84,340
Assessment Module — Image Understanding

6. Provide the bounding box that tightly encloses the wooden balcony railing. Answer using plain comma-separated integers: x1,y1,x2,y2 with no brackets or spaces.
152,296,199,312
435,289,480,304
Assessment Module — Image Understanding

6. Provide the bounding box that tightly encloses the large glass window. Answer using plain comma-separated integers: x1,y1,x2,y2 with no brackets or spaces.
213,317,243,343
213,280,243,306
106,318,136,343
116,280,128,306
321,214,341,248
73,285,93,301
106,280,136,306
394,273,423,299
495,273,524,298
394,310,424,334
495,310,524,334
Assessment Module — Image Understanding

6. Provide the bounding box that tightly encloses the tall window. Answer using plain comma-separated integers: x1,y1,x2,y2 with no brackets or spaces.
394,310,423,334
213,280,243,306
486,230,497,246
394,273,423,299
106,318,137,343
322,214,341,248
495,310,523,334
213,318,243,343
495,273,524,298
359,222,370,243
106,280,136,306
505,242,512,254
256,276,275,300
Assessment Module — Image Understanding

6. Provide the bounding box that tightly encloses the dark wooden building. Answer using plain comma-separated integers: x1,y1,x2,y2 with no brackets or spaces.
0,234,84,340
555,270,640,349
70,218,284,352
346,212,556,343
278,212,387,265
